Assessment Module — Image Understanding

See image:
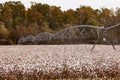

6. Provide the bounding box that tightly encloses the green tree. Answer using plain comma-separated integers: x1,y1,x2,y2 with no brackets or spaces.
49,6,63,30
63,9,77,26
1,3,13,28
75,6,99,26
31,3,51,22
0,4,3,21
115,8,120,24
0,22,9,38
5,1,26,26
99,8,115,27
26,9,43,25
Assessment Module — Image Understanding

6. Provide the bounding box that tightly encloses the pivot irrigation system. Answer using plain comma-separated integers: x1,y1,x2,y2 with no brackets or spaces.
18,23,120,50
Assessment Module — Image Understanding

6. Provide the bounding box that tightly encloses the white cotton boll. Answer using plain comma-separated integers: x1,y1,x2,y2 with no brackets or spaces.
0,45,119,77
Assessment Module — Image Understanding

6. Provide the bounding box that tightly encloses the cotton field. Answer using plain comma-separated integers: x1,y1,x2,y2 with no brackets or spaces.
0,45,120,79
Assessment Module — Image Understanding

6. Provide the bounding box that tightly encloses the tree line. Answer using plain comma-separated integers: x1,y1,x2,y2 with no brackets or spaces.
0,1,120,44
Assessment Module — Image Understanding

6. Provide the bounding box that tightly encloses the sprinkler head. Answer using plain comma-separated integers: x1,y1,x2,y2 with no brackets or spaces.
103,38,106,42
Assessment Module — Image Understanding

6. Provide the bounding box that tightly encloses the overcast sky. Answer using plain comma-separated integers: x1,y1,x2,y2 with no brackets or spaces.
0,0,120,11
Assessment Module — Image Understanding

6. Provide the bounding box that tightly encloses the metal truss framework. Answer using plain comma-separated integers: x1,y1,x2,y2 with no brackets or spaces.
18,23,120,50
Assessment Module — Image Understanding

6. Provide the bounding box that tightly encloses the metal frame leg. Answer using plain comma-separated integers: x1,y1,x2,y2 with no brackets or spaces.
91,38,100,50
106,37,116,50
